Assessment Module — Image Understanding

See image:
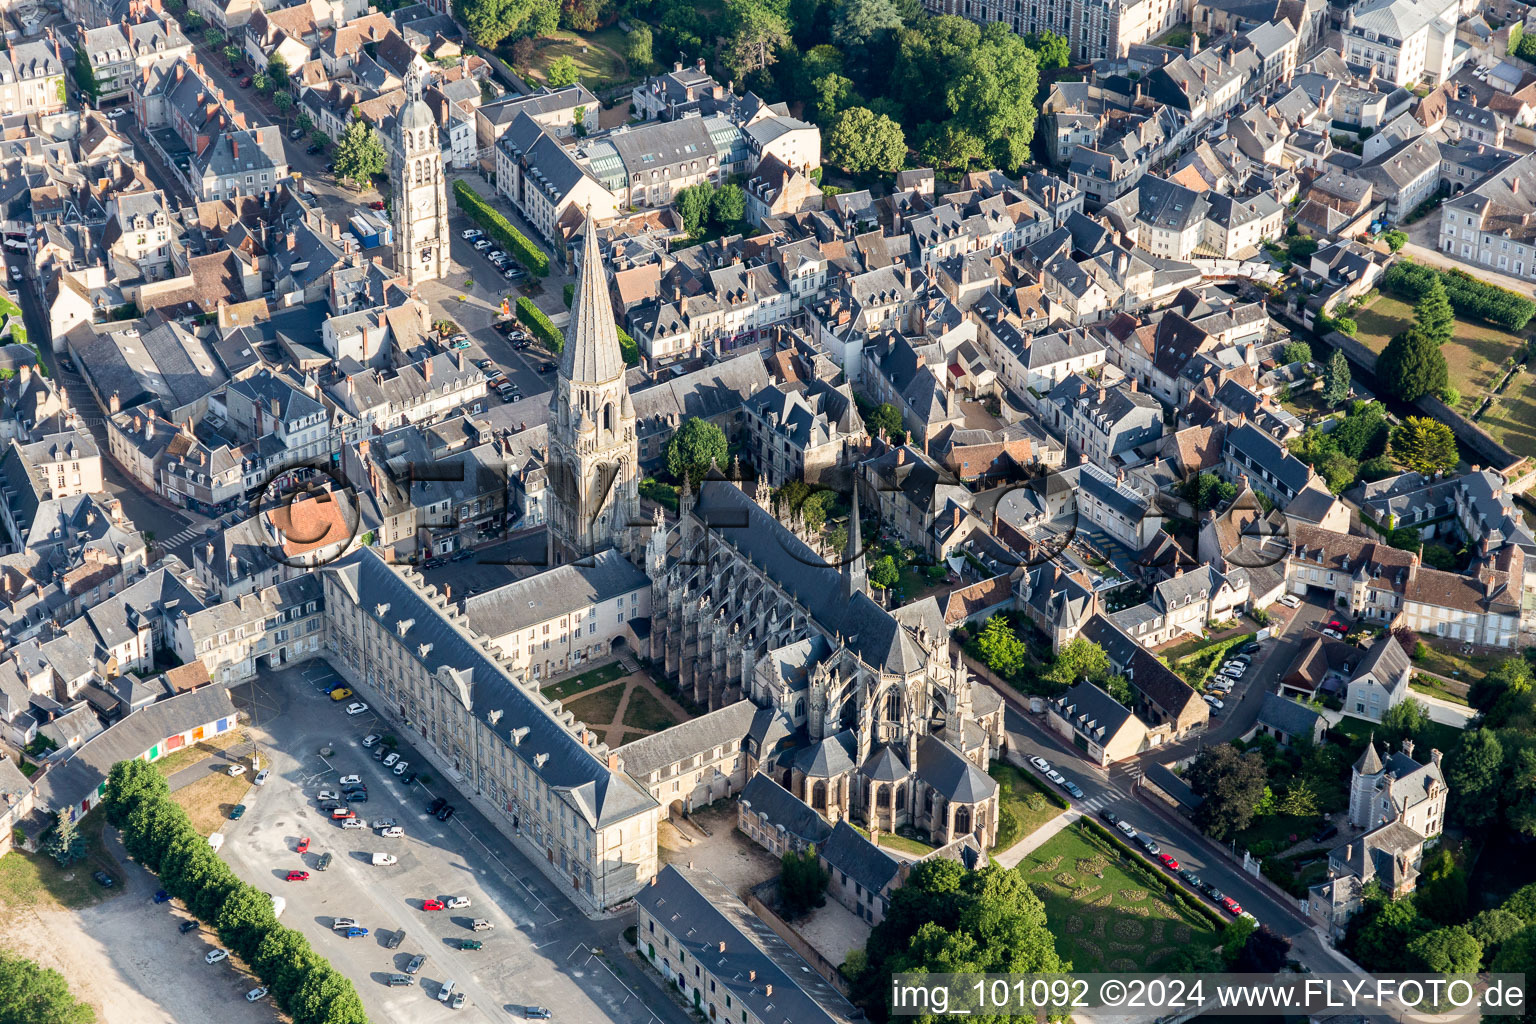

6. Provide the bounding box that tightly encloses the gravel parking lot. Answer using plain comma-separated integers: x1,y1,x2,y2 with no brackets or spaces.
220,661,680,1023
0,844,279,1024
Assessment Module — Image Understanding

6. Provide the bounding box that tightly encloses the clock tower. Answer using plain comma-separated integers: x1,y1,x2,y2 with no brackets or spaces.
547,213,639,566
392,66,449,286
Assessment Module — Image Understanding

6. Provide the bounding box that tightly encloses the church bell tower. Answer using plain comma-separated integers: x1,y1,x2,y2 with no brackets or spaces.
392,64,449,286
547,213,640,565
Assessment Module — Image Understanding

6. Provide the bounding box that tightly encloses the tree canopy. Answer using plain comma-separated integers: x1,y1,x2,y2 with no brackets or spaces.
826,106,907,174
1187,744,1268,840
454,0,539,47
546,54,581,87
1446,727,1505,828
664,416,729,482
1391,417,1459,476
333,119,386,188
975,614,1027,679
1378,326,1448,403
1045,637,1110,688
724,0,792,79
0,952,95,1024
1323,349,1352,406
1414,276,1455,343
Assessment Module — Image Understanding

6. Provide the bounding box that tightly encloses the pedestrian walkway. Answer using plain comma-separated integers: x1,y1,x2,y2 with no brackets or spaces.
161,521,215,550
992,808,1082,868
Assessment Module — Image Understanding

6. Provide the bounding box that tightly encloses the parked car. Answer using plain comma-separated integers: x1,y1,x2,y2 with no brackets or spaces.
332,918,358,931
1322,628,1344,640
503,268,519,279
1279,594,1301,608
106,107,126,118
373,852,398,866
1204,883,1226,902
306,144,321,155
382,753,399,768
458,939,483,950
93,871,114,887
230,805,246,820
1179,869,1202,888
362,734,380,747
452,992,467,1009
1158,853,1181,871
388,974,416,987
1204,694,1225,710
1061,781,1084,799
393,761,410,775
296,837,311,853
288,126,304,139
254,770,270,786
180,920,199,934
239,76,252,87
343,927,369,938
346,703,369,715
473,239,491,250
330,688,353,701
1099,808,1120,826
369,200,385,210
1045,769,1065,785
1221,897,1243,915
1237,641,1263,654
339,775,361,785
462,229,481,240
379,826,404,838
345,791,368,803
1028,756,1051,772
406,954,427,974
525,1008,552,1020
1116,820,1138,840
341,819,368,830
427,797,447,815
471,919,494,932
206,949,229,964
437,804,456,822
401,770,418,785
330,807,355,820
423,899,445,911
286,870,310,881
373,818,398,829
226,764,246,777
1138,835,1160,856
386,929,405,949
445,896,471,909
1313,824,1339,844
316,852,332,871
153,889,171,903
318,789,339,801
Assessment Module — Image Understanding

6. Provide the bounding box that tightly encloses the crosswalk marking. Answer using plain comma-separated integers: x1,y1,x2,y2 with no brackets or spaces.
161,523,212,549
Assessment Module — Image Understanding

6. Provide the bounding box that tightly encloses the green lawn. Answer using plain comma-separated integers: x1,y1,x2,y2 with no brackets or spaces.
517,31,628,88
1332,714,1465,755
1412,641,1502,684
1478,369,1536,461
171,772,253,837
1022,823,1219,971
564,684,625,727
850,822,938,857
1234,812,1323,853
621,686,680,735
1410,675,1470,706
0,811,117,912
1352,295,1525,417
541,662,627,702
990,762,1065,849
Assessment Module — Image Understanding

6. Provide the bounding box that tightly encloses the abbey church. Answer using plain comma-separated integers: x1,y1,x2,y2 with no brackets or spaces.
545,219,1005,849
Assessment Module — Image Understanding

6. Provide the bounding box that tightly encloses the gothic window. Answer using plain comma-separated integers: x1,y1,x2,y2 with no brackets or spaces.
883,687,902,722
603,403,614,434
793,698,805,718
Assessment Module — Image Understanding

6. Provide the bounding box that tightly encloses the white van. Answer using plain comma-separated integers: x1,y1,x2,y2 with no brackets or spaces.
437,980,456,1003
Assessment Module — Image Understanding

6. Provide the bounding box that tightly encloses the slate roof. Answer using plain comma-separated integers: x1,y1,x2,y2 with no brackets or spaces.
1052,680,1137,744
914,734,995,804
820,819,902,893
636,864,860,1024
1256,692,1324,739
738,772,832,848
324,549,657,829
465,548,646,638
615,700,755,779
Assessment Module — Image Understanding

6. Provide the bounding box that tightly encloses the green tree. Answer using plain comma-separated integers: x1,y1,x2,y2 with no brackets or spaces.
865,402,904,440
252,72,271,94
203,27,225,49
265,54,289,87
711,183,746,226
296,109,313,134
103,758,170,828
0,952,96,1024
122,797,192,874
948,24,1040,172
454,0,539,48
217,886,279,962
1104,673,1133,708
1317,450,1359,494
1046,638,1110,687
1219,915,1257,967
779,847,829,916
289,966,350,1024
310,129,331,152
1187,744,1268,840
546,54,580,87
1409,925,1483,975
1502,746,1536,838
1383,229,1408,252
811,72,859,122
919,122,986,171
1415,848,1470,925
1234,925,1293,972
832,0,902,49
529,0,560,37
43,815,86,867
975,615,1027,678
1446,727,1505,828
625,25,653,68
184,10,204,30
1023,29,1070,68
1349,886,1430,971
1183,471,1236,511
827,106,907,174
274,90,293,121
1280,778,1318,816
869,554,900,588
333,119,386,188
675,182,714,235
1379,327,1449,402
1281,339,1312,365
223,44,242,66
1391,417,1459,475
724,0,791,79
1380,697,1431,748
1324,349,1352,406
1470,908,1528,959
664,416,729,481
1415,276,1455,343
252,927,317,1006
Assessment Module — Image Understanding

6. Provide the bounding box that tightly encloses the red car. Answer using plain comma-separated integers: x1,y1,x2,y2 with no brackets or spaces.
296,837,310,854
369,200,385,210
286,870,310,882
330,807,354,820
1158,853,1180,871
239,76,253,88
1221,897,1243,915
1328,620,1343,630
422,899,445,911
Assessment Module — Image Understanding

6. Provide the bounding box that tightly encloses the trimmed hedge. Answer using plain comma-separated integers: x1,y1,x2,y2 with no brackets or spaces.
105,761,369,1024
451,179,549,276
615,324,640,366
517,297,563,353
1077,818,1229,931
1382,259,1536,330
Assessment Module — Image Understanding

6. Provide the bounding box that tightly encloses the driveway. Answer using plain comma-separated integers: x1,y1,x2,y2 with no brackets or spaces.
220,663,695,1024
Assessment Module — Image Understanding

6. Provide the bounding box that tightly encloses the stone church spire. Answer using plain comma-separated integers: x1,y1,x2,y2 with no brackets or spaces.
546,211,640,564
842,470,866,601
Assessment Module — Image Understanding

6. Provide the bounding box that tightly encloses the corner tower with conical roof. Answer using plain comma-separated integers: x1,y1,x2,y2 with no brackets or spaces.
392,64,449,286
547,213,639,565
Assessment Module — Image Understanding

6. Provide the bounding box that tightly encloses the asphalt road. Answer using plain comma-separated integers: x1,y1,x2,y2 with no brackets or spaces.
222,661,696,1024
